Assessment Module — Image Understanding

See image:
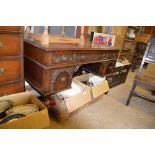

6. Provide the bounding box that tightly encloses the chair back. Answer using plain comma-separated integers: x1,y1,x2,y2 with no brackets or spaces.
138,38,155,74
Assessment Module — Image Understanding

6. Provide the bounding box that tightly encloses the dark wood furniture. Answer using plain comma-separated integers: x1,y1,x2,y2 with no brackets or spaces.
126,38,155,105
131,42,147,71
24,39,119,96
0,26,24,96
106,62,131,88
131,34,151,72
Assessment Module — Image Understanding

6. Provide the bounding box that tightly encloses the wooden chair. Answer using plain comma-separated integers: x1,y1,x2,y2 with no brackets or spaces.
126,38,155,105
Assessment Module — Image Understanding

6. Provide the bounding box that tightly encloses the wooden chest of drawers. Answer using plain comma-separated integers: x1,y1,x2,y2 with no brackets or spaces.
0,26,24,96
24,40,119,96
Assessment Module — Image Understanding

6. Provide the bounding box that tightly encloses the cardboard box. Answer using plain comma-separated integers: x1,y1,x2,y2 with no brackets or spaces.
73,73,109,99
49,81,92,121
0,92,50,129
64,81,92,113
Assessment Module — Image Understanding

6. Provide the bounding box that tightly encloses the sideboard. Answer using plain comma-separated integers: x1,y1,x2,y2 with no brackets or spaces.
24,39,119,96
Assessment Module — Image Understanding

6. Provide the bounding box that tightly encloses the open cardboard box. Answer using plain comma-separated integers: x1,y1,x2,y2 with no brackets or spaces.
0,92,50,129
50,81,92,121
64,81,92,113
73,73,109,99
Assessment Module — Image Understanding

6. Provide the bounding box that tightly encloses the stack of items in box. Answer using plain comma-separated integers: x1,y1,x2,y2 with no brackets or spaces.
44,73,109,121
0,92,50,129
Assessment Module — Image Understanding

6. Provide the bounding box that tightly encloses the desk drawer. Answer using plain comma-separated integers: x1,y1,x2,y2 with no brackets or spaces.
0,26,21,32
52,51,74,64
0,34,22,57
75,52,100,62
0,59,23,84
24,57,73,95
0,81,24,96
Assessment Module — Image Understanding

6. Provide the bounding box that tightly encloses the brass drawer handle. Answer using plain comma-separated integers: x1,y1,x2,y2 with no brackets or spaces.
0,68,5,76
0,41,4,48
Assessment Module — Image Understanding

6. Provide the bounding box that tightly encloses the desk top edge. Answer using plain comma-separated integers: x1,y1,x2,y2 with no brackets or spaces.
24,39,119,52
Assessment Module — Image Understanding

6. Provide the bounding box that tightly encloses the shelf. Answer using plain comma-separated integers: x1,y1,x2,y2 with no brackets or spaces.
124,39,136,42
120,52,131,56
122,48,131,51
128,26,141,30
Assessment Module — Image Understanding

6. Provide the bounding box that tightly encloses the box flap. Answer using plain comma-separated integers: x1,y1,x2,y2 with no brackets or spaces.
92,80,109,98
0,92,31,106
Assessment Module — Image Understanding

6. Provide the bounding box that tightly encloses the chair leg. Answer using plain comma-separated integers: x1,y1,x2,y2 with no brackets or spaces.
126,82,136,106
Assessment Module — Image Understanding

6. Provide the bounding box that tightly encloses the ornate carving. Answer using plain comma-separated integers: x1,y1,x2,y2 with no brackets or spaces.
53,54,74,64
75,52,104,62
50,67,73,93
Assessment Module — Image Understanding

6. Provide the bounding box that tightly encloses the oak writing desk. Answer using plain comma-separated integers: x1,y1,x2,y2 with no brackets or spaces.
24,39,119,96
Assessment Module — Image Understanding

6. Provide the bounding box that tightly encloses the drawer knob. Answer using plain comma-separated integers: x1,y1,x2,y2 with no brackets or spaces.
0,68,5,76
0,41,3,48
61,77,66,82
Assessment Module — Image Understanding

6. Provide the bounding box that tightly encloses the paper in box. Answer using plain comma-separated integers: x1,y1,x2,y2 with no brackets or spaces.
54,81,92,114
73,73,109,99
50,81,92,121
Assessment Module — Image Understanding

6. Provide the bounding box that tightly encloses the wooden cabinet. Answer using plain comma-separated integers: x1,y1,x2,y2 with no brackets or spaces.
24,40,119,96
0,26,24,96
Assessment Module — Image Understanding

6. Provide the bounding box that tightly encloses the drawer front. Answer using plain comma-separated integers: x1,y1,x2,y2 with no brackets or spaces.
0,59,23,84
0,26,21,32
75,52,100,62
50,67,73,93
75,51,118,63
0,34,22,57
0,81,24,96
52,51,74,64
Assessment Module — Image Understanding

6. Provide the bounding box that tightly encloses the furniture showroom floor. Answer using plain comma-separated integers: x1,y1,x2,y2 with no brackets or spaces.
47,64,155,129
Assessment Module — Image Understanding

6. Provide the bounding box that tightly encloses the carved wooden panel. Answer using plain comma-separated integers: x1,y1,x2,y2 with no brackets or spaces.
75,52,100,62
53,53,74,64
50,67,73,93
75,51,118,63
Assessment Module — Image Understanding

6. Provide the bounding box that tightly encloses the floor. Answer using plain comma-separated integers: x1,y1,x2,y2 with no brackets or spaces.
47,65,155,129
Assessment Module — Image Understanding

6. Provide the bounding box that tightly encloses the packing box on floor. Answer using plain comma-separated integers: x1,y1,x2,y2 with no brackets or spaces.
73,73,109,99
0,92,50,129
48,81,92,121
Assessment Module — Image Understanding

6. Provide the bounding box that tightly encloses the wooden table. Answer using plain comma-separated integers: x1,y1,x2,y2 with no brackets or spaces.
24,39,119,96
